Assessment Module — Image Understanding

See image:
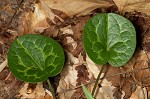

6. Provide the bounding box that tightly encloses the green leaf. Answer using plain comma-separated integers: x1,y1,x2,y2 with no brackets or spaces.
8,34,65,82
83,13,136,66
81,84,94,99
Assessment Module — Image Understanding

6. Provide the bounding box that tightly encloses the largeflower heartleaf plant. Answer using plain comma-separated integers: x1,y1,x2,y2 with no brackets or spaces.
8,34,65,83
83,13,136,66
83,13,136,97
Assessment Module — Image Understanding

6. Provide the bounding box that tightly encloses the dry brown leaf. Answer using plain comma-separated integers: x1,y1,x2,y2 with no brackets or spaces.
88,50,142,99
133,85,148,99
113,0,150,15
130,93,139,99
41,0,113,17
57,52,93,99
57,52,81,99
0,59,7,72
18,83,46,99
60,25,74,35
86,55,103,78
45,89,53,99
21,2,54,34
0,68,24,98
21,0,67,34
123,49,139,72
133,50,150,85
56,16,94,98
86,56,126,99
96,79,116,99
123,12,150,85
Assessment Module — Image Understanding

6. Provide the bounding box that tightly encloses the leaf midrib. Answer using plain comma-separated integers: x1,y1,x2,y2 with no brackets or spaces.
107,14,121,50
16,39,44,71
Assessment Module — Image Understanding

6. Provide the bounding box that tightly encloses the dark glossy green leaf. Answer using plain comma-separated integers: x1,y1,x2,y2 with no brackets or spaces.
83,13,136,66
81,84,94,99
8,34,65,82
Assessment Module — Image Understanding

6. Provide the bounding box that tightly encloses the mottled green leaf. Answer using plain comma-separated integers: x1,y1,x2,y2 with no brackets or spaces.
8,34,65,82
81,84,94,99
83,13,136,66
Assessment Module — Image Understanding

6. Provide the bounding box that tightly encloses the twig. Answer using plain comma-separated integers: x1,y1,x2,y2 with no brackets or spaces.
0,2,12,14
3,0,25,31
45,89,53,97
0,59,7,72
94,65,108,97
57,66,149,94
91,65,105,96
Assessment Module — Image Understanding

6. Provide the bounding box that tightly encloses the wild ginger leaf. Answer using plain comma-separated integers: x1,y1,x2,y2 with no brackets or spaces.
8,34,65,82
83,13,136,66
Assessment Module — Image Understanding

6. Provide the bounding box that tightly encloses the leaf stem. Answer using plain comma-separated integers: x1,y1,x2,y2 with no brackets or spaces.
91,65,105,96
47,79,56,99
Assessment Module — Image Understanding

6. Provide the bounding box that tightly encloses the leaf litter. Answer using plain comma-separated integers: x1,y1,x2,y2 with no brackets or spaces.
0,0,150,99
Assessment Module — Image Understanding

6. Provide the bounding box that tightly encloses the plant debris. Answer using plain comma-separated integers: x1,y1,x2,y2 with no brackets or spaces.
0,0,150,99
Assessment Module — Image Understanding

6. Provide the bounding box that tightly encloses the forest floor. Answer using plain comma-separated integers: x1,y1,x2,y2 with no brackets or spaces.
0,0,150,99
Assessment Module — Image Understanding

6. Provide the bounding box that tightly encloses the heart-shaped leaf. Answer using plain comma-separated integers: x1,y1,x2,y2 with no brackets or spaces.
83,13,136,66
8,34,65,82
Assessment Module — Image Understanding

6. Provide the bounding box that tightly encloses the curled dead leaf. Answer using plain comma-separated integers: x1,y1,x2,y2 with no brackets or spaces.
41,0,113,17
20,0,67,34
21,2,53,34
114,0,150,15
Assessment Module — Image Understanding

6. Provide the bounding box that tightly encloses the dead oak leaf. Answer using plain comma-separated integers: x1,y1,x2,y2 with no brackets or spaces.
57,52,79,99
21,0,64,34
57,52,93,99
71,56,90,98
20,4,50,34
113,0,150,15
75,64,89,86
86,55,103,78
41,0,113,17
18,83,45,99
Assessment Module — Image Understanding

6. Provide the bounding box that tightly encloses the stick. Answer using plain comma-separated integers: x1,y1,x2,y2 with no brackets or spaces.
0,59,7,72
